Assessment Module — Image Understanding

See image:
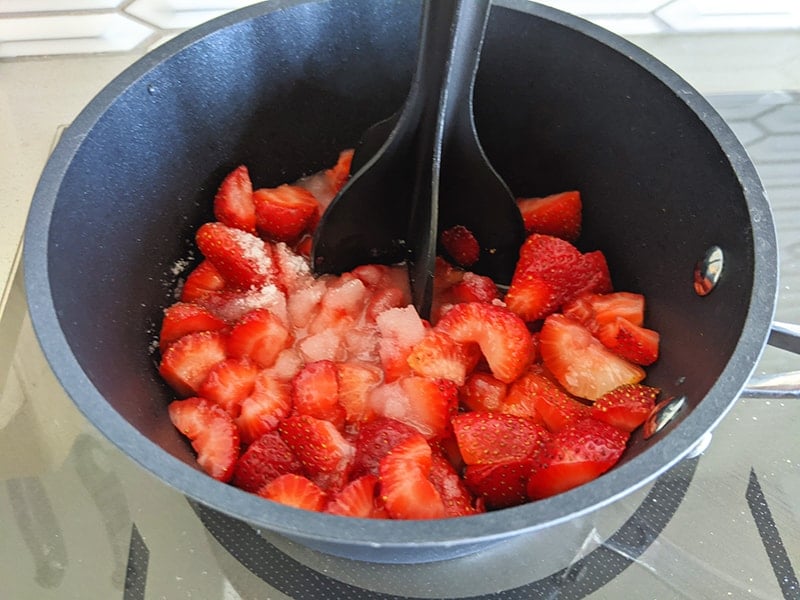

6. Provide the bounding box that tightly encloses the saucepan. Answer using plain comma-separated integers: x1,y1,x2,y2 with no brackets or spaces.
23,0,799,568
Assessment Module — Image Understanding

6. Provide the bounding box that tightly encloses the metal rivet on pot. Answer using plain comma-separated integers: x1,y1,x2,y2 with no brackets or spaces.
643,395,686,439
694,245,724,296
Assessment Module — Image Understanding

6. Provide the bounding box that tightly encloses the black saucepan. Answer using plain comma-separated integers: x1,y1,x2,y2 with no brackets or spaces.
23,0,783,566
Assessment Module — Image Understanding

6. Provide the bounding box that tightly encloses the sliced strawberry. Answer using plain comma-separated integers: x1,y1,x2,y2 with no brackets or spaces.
539,313,645,400
368,376,458,439
278,415,355,490
440,224,480,267
563,292,645,331
227,308,292,368
159,330,228,397
591,383,659,432
448,272,499,304
258,473,327,511
292,360,345,429
335,361,383,424
502,366,589,432
236,372,292,444
325,474,386,518
378,434,446,520
459,372,507,412
196,222,274,290
325,148,354,196
271,240,314,294
596,317,660,366
452,412,550,465
308,273,370,335
159,302,227,351
168,397,239,482
527,418,629,499
213,165,256,234
180,260,227,303
198,357,259,415
375,305,428,381
516,190,581,241
406,329,480,386
429,452,481,517
434,302,534,383
351,417,420,478
365,286,407,322
232,431,304,493
464,458,538,509
253,184,320,244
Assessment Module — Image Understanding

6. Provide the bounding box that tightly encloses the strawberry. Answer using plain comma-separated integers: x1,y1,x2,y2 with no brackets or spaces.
335,361,383,424
505,234,612,322
434,302,534,383
227,308,292,368
440,224,480,267
325,148,355,195
406,329,480,386
198,357,259,415
526,418,629,499
159,302,227,351
236,372,292,445
291,360,345,429
232,431,304,493
258,473,327,511
325,474,386,518
516,190,581,241
429,452,481,516
308,274,369,335
368,376,458,440
159,330,228,397
351,417,420,478
196,222,274,290
502,366,589,432
464,458,537,509
278,415,355,490
459,372,507,412
375,305,428,381
591,383,659,432
366,287,408,322
452,412,550,465
596,317,660,366
294,234,313,258
180,260,227,303
213,165,256,234
271,240,314,294
168,397,239,482
253,184,320,244
378,434,446,520
562,292,645,331
448,272,499,304
539,313,645,400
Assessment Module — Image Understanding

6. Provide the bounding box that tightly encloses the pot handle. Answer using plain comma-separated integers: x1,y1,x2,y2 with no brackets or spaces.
740,321,800,399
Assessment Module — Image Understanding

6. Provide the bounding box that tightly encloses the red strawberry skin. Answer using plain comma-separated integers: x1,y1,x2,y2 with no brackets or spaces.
253,184,320,244
452,412,550,465
159,330,228,397
198,357,259,416
378,434,446,520
196,222,273,290
591,383,659,432
214,165,256,234
258,473,327,511
325,474,385,518
227,309,292,368
292,360,345,429
597,317,660,366
278,415,355,490
464,458,537,509
351,417,420,478
232,431,304,493
440,224,480,267
180,260,227,303
325,149,354,195
516,190,581,241
159,302,227,351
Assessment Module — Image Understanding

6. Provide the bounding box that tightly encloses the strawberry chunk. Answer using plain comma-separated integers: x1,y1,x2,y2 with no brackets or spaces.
325,148,354,196
464,458,538,509
591,383,660,432
459,372,507,412
429,452,481,516
253,184,320,244
597,317,660,366
440,225,480,267
159,330,228,397
236,372,292,445
378,434,446,520
434,302,534,383
258,473,327,511
452,412,550,465
368,376,458,440
196,222,274,290
563,292,645,331
539,313,645,400
292,360,345,429
502,366,589,432
335,361,383,425
168,397,239,482
448,272,499,305
159,302,227,351
232,431,304,493
351,417,420,478
213,165,256,234
180,260,227,303
406,329,480,386
375,305,428,381
227,308,292,368
527,418,629,499
516,190,581,241
325,474,386,518
198,357,259,415
278,415,355,490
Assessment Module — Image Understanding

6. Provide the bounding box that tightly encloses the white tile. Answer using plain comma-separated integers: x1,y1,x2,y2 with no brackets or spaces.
657,0,800,31
125,0,258,29
590,15,668,35
534,0,671,17
0,0,122,13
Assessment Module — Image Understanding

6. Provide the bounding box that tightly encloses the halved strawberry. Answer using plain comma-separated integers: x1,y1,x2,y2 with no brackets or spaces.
227,309,292,368
253,184,320,244
452,412,550,465
196,222,274,290
180,260,227,303
278,415,355,490
213,165,256,234
375,305,428,381
236,372,292,445
325,474,386,518
292,360,345,429
502,366,589,432
434,302,534,383
406,329,480,386
351,417,420,478
516,190,581,241
232,431,304,493
168,397,239,482
591,383,659,432
325,148,355,196
159,330,228,397
459,372,507,412
368,376,458,440
563,292,645,331
596,317,660,366
335,361,383,424
429,452,481,516
539,314,645,400
159,302,227,351
258,473,327,511
198,357,259,415
464,458,538,509
378,434,446,520
440,224,480,267
526,418,629,499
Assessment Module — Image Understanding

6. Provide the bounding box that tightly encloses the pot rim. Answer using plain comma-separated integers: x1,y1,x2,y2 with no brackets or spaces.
23,0,778,549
